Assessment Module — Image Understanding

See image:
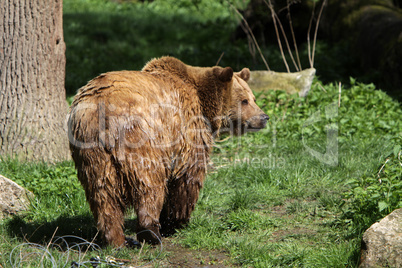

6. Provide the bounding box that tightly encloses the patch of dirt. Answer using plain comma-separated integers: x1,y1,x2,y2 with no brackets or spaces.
269,226,317,242
267,200,321,243
270,204,289,217
128,238,237,268
270,201,295,219
156,238,235,267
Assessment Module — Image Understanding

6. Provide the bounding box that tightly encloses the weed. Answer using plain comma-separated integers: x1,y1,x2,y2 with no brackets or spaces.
342,138,402,234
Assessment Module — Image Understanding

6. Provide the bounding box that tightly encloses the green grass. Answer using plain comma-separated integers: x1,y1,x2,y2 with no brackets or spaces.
1,79,401,267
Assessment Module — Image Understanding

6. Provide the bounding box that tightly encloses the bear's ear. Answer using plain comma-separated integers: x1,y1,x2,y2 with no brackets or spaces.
213,67,233,83
238,68,251,82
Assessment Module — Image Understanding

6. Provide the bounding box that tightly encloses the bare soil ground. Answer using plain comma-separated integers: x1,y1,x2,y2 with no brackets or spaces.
158,239,234,267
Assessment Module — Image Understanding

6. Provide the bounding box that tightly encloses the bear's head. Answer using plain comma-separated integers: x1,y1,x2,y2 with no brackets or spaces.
224,68,269,135
191,65,269,136
143,56,269,136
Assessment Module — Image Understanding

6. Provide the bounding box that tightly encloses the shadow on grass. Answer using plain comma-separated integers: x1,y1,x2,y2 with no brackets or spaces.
4,214,138,247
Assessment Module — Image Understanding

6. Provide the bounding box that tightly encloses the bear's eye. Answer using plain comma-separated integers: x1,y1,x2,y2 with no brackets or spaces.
242,99,249,105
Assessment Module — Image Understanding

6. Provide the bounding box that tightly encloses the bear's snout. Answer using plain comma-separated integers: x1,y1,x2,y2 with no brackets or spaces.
260,113,269,123
246,112,269,130
258,113,269,128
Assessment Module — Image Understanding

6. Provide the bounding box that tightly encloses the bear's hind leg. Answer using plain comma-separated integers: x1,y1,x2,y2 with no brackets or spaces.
90,190,126,247
98,204,125,247
135,185,165,245
77,156,127,248
159,177,202,236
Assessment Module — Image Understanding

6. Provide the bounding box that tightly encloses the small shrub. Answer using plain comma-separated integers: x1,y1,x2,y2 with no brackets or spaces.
342,138,402,233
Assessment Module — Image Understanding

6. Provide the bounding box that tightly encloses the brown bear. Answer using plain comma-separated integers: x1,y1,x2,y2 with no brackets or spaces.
67,56,268,247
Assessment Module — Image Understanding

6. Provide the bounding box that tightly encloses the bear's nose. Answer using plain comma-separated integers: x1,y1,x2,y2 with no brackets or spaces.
260,114,269,121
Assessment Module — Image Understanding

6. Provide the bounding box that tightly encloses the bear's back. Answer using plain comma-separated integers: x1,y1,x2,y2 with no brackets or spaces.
72,71,177,106
70,71,188,154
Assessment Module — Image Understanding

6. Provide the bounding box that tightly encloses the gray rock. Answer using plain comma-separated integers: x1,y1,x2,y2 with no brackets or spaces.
0,175,33,220
248,68,316,97
360,208,402,268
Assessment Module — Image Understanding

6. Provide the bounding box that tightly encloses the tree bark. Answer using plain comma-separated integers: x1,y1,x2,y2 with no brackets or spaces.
0,0,69,162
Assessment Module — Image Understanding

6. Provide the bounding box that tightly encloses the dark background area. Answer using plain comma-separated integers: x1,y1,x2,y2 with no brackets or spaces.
63,0,402,101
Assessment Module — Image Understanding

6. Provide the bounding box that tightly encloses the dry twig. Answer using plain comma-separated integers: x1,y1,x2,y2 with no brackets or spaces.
273,12,299,71
287,0,302,71
216,52,225,66
40,227,58,265
307,1,315,68
311,0,327,65
229,3,270,70
265,0,290,72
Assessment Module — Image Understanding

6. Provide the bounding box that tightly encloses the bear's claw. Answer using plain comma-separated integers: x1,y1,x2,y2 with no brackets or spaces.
136,227,162,245
125,237,141,248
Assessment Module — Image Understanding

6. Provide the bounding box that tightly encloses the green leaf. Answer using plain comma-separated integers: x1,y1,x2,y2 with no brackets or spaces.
393,145,401,157
344,179,359,186
378,201,389,212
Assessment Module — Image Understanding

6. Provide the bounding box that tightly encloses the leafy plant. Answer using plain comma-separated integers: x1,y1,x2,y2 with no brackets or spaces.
0,160,81,198
342,137,402,233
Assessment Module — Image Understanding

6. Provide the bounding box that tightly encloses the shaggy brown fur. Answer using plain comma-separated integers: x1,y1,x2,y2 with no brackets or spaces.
68,56,268,247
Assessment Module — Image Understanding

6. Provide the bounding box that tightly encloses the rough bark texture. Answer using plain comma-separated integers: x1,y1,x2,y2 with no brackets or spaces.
0,0,69,162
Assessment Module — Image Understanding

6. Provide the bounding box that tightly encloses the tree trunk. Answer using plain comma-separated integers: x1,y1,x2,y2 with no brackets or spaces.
0,0,69,162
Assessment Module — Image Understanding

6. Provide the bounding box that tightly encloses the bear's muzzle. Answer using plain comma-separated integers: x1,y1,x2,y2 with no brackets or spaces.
247,113,269,130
